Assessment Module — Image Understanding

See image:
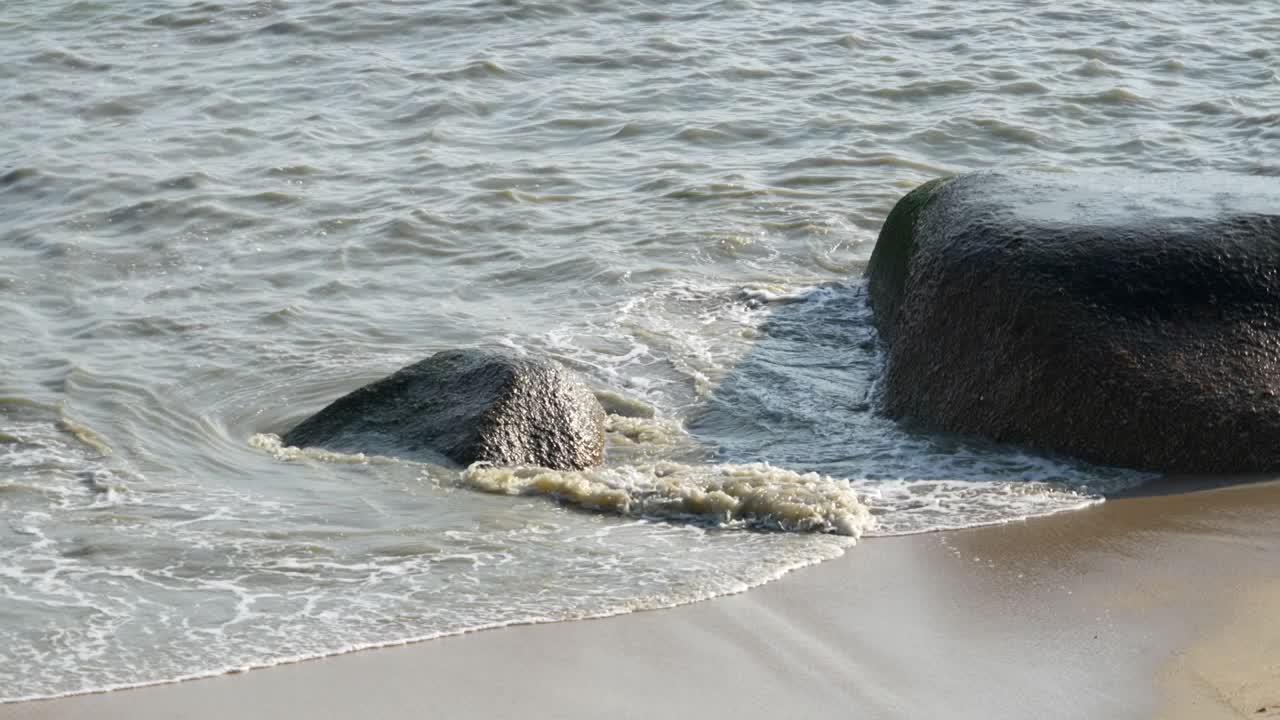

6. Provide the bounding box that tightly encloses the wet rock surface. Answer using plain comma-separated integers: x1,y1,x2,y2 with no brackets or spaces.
866,171,1280,473
283,349,606,470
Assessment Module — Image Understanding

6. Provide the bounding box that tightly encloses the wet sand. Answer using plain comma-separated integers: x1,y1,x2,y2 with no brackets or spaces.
4,478,1277,720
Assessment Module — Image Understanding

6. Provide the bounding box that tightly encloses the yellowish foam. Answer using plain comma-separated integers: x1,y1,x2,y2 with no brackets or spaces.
249,433,398,465
605,414,685,446
58,416,114,457
461,461,874,537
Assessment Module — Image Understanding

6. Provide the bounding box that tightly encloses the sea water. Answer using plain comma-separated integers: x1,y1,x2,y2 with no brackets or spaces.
2,0,1274,701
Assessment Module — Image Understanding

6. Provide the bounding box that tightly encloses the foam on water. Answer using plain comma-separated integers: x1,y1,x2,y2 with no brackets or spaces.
0,275,1153,705
248,432,399,465
531,277,1151,535
461,461,875,537
1,403,855,703
255,273,1151,545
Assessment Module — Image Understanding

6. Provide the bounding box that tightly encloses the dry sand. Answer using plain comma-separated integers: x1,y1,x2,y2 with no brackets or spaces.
3,478,1277,720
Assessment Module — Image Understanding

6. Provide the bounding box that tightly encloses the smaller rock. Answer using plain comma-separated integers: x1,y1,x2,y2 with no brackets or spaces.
282,349,606,470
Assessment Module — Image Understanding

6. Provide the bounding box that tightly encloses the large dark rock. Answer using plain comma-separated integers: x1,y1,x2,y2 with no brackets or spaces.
283,349,606,470
865,171,1280,473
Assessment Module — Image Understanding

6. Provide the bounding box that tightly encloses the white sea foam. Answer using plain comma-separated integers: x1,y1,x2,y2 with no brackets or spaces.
854,478,1106,535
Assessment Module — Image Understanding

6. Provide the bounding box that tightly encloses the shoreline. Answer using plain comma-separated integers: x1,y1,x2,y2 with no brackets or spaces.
4,478,1277,720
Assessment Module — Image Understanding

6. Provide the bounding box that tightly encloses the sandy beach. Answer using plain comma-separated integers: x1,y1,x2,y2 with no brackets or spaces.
2,477,1275,720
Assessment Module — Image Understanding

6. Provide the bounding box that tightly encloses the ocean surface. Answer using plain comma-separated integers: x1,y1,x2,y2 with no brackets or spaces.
2,0,1275,702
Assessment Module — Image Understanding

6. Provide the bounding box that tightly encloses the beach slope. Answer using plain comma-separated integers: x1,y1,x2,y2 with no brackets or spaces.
4,480,1277,720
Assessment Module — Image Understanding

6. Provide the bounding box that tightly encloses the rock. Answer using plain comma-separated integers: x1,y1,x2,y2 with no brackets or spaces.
865,171,1280,473
282,349,606,470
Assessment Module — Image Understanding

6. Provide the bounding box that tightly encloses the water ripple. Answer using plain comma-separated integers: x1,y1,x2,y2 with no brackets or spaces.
1,0,1275,701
